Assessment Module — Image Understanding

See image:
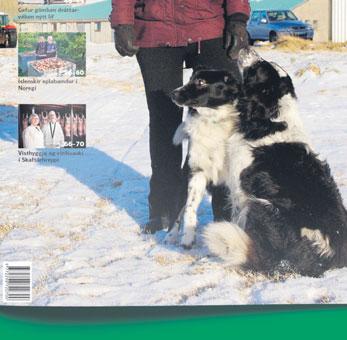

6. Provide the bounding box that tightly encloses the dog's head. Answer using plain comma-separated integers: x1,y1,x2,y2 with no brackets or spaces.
238,48,296,117
171,69,241,109
236,49,296,139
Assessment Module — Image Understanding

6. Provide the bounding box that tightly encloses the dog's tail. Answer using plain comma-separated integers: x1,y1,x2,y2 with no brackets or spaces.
203,221,337,276
203,222,259,268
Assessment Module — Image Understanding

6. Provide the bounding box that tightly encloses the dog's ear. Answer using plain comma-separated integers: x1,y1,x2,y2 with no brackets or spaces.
223,71,242,98
238,93,279,121
279,75,296,98
223,71,239,85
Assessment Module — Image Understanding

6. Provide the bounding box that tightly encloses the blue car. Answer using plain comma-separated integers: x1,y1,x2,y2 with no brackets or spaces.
247,9,314,44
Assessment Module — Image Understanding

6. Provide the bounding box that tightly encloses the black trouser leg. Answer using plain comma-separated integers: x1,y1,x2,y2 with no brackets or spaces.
186,38,240,221
137,38,239,230
136,48,187,231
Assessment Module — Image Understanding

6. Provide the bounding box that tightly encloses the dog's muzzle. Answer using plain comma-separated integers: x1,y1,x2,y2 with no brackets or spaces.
170,89,187,107
170,89,180,102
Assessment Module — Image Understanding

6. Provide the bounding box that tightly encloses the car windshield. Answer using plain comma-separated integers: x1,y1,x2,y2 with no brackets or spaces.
267,11,298,22
0,15,9,26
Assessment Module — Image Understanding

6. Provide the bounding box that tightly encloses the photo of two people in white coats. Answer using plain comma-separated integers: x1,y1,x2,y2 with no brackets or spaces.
19,104,87,149
22,110,64,149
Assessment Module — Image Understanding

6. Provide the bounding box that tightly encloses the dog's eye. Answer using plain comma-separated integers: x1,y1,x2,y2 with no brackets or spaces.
195,79,207,88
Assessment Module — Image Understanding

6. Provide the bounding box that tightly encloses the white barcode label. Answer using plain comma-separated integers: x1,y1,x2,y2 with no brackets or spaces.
3,262,32,303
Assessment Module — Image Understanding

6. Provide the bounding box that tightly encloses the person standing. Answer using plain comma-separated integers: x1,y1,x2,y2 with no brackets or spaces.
42,111,65,148
46,36,57,58
22,113,44,149
110,0,251,233
35,36,47,60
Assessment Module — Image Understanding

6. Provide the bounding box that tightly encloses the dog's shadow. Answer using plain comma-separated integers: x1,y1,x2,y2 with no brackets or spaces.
38,146,213,253
40,147,149,227
0,105,18,143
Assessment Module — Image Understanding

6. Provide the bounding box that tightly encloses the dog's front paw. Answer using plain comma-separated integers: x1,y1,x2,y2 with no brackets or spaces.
180,229,196,249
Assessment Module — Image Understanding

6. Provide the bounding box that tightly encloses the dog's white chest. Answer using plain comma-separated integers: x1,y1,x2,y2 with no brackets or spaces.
186,115,233,185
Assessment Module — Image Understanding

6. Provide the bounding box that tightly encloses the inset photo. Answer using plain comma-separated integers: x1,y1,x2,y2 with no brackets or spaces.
0,6,17,48
18,104,86,149
18,32,86,77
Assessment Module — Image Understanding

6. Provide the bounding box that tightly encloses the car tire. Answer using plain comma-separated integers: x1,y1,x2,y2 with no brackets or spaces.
9,33,17,48
248,33,254,46
5,34,10,48
269,31,277,42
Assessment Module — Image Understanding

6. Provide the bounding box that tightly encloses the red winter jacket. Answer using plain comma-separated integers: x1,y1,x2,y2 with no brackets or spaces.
110,0,250,48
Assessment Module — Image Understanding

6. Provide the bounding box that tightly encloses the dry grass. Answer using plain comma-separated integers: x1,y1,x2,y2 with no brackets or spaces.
319,295,333,304
81,76,143,92
0,223,15,240
270,36,347,52
226,267,300,288
295,63,321,77
0,220,68,242
154,254,195,266
95,198,112,209
69,231,86,242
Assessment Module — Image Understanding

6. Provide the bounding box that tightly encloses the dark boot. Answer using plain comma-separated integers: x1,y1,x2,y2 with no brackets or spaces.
143,215,171,234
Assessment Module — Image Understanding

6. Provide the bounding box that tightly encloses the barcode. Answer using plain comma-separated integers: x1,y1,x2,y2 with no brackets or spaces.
3,262,32,303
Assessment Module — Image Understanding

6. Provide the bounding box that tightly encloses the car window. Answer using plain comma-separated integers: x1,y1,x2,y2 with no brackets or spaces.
260,12,268,21
267,10,298,21
250,12,260,23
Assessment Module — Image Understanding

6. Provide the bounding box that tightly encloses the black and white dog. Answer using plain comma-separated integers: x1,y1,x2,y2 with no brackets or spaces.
166,68,241,248
169,49,347,277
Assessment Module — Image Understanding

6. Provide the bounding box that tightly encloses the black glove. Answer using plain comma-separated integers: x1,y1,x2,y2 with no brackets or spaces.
114,24,139,57
225,13,249,60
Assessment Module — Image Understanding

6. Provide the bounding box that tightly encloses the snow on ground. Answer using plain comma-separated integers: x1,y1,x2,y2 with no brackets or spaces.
0,44,347,305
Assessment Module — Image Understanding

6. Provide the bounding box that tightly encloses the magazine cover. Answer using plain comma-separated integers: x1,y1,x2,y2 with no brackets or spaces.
1,0,347,306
